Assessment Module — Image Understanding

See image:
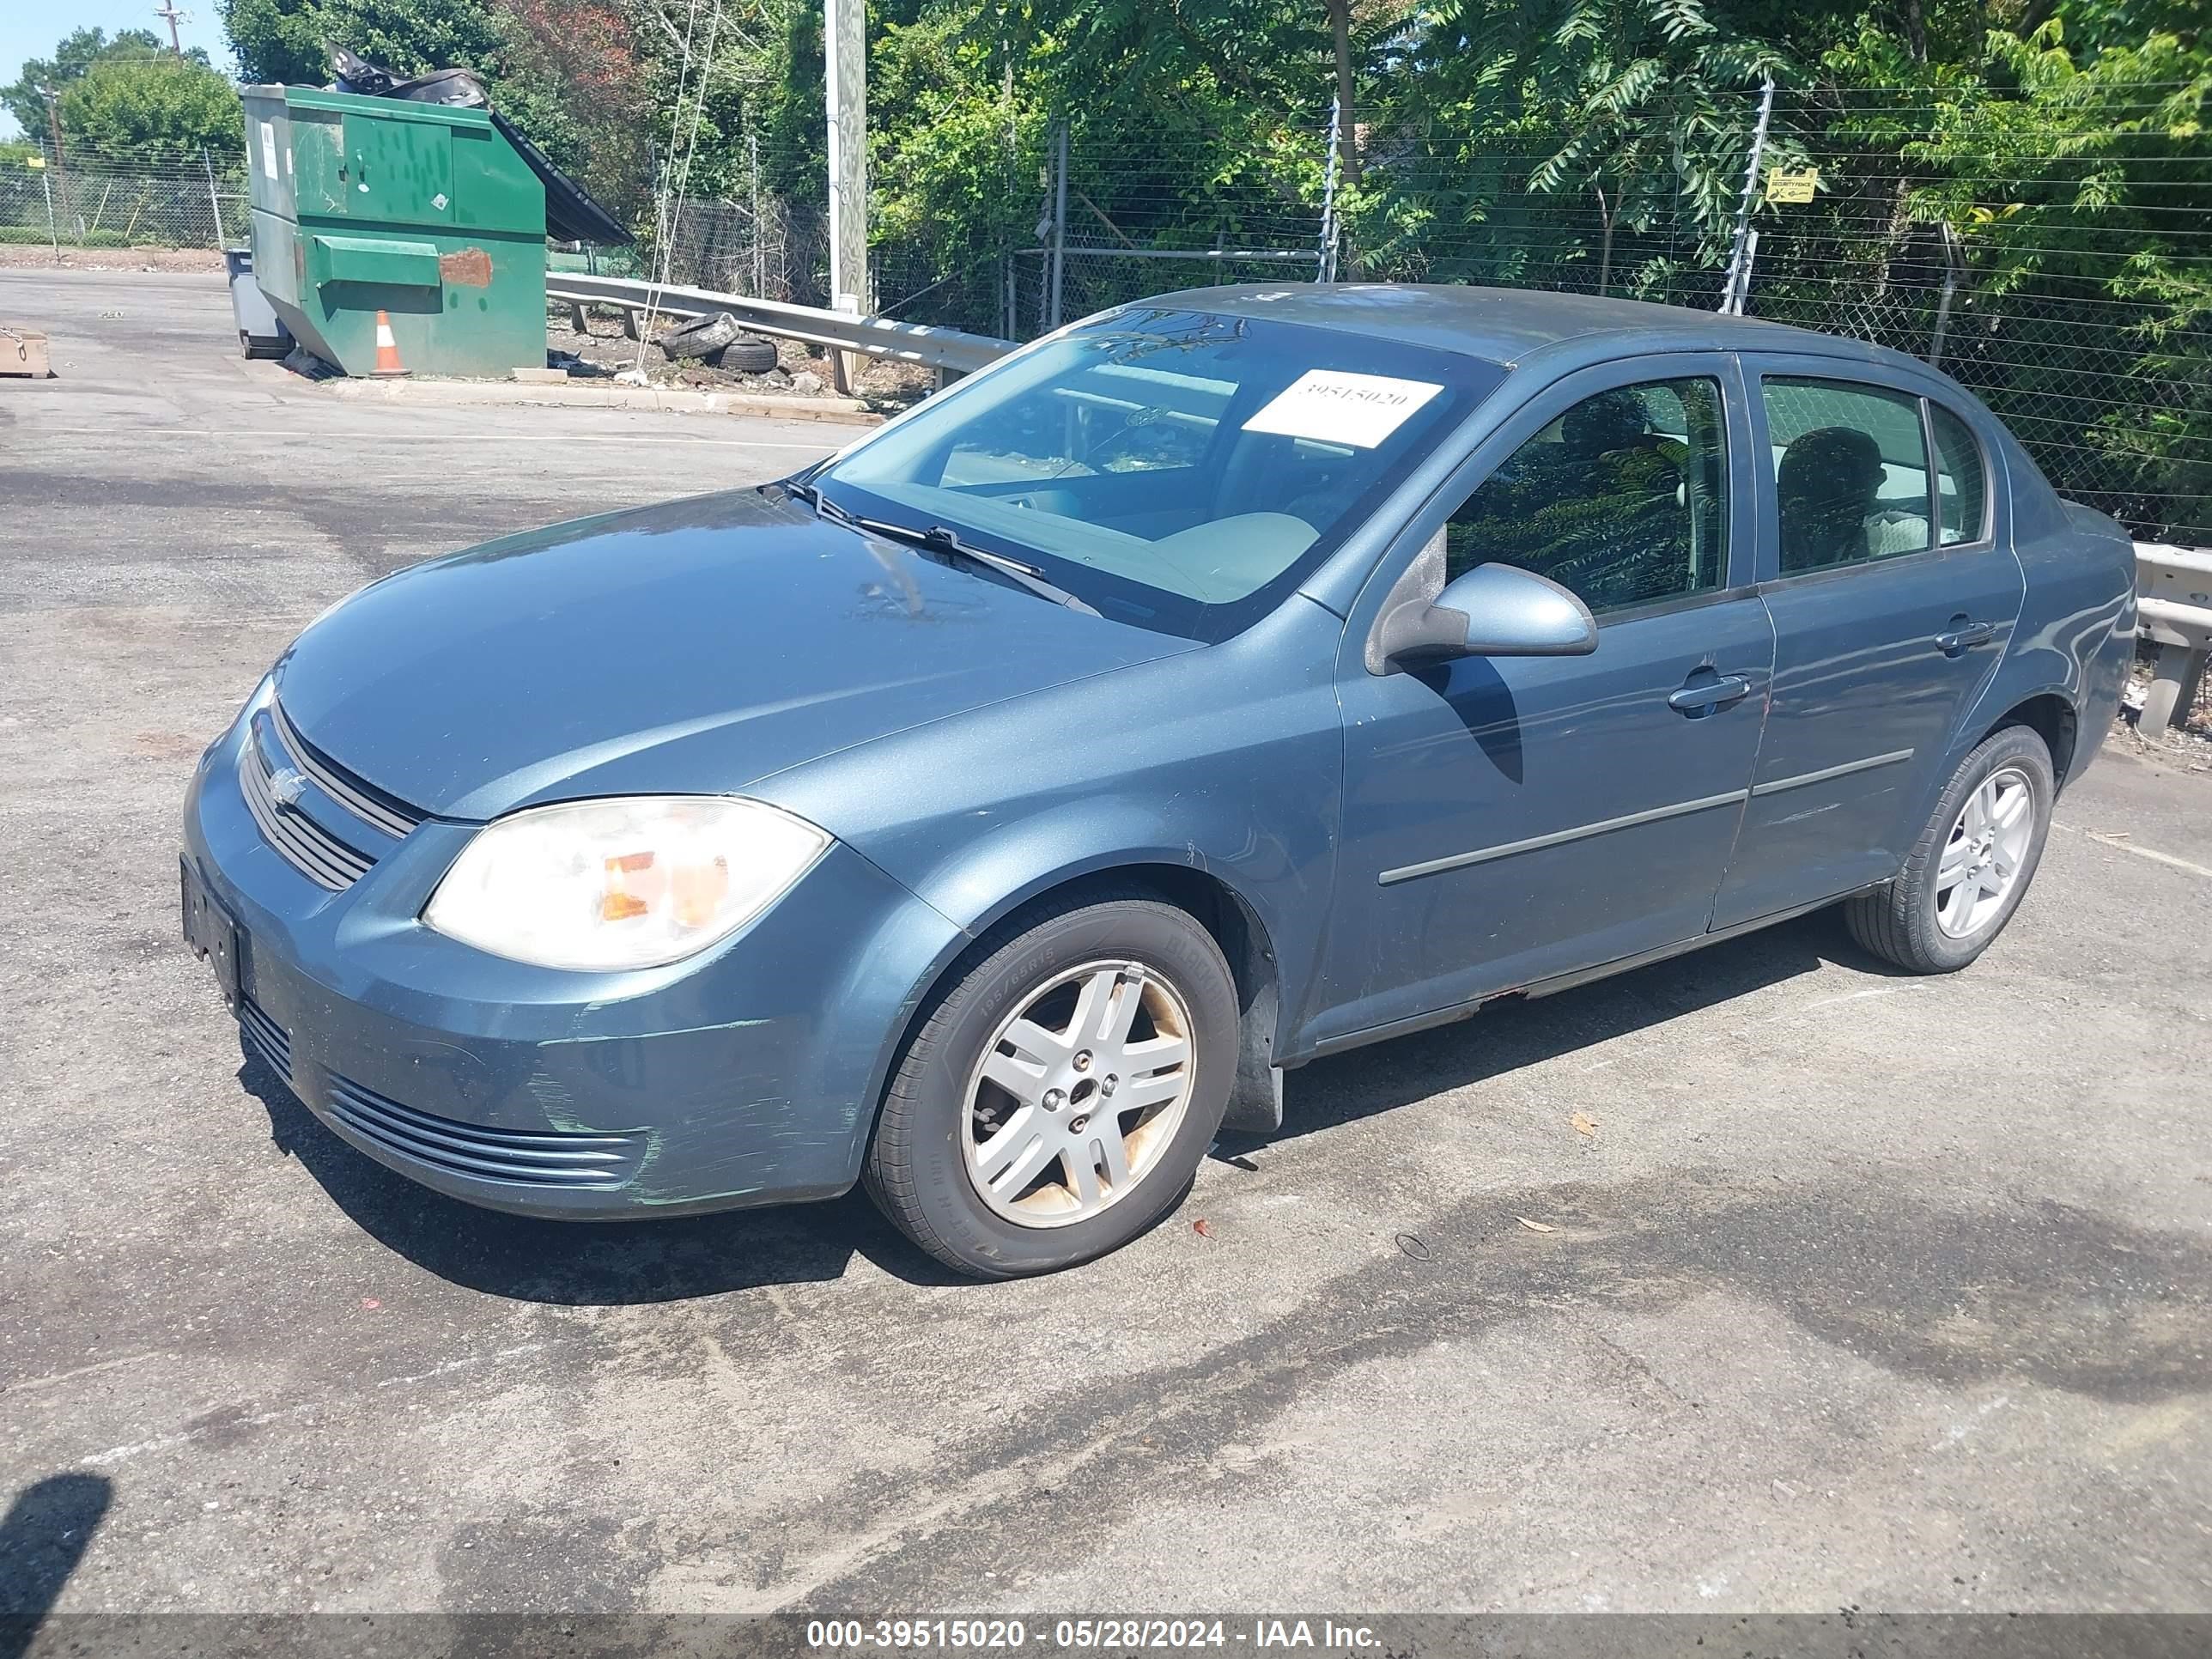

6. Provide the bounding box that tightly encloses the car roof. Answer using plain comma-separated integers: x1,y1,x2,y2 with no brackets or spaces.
1144,282,1933,376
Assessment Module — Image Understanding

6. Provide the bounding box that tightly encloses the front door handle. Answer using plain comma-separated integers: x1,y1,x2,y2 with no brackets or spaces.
1668,673,1758,716
1936,619,1996,655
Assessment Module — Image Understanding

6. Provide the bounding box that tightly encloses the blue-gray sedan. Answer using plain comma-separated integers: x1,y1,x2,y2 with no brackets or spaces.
182,285,2138,1275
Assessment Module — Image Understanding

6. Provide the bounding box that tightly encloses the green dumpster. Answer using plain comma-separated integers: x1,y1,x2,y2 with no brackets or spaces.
241,84,546,378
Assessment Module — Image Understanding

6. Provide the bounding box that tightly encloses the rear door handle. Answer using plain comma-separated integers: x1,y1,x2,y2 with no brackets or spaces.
1936,620,1996,654
1668,674,1758,715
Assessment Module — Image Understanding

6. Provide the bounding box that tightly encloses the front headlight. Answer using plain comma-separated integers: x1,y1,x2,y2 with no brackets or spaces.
424,796,830,971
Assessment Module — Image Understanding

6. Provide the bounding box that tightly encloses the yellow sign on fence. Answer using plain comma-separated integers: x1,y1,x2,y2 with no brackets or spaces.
1765,167,1820,204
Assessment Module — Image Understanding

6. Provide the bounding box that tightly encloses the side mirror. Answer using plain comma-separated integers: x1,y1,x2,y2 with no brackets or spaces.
1374,562,1598,669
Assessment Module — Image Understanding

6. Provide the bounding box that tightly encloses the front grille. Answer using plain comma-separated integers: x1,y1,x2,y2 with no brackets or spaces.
270,701,422,840
238,997,291,1078
235,701,425,892
325,1073,642,1189
238,735,376,890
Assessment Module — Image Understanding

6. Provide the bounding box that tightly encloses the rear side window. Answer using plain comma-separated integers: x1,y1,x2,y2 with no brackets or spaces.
1445,377,1730,614
1763,378,1935,574
1929,403,1989,544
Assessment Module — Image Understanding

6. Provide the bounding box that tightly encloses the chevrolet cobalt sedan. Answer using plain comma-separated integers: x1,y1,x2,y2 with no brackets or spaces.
183,285,2136,1276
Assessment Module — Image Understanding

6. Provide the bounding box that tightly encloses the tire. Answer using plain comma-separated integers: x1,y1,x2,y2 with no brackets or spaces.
705,336,778,374
659,311,741,361
863,894,1239,1279
1844,724,2055,974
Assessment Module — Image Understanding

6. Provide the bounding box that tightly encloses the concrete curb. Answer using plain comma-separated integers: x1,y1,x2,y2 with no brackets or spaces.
318,375,883,425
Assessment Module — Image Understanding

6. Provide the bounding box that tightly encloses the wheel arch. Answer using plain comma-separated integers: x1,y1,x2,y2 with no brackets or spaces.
859,856,1294,1170
1938,671,2084,811
1982,690,2079,788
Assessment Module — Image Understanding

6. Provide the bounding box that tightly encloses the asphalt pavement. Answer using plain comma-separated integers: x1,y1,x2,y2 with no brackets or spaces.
3,270,2208,1621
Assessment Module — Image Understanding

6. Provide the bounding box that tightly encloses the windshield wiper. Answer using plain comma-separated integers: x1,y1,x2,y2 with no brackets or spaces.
781,477,854,526
856,516,1100,617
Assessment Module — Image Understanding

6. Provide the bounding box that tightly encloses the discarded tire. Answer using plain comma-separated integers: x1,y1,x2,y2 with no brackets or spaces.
703,336,780,374
659,311,742,361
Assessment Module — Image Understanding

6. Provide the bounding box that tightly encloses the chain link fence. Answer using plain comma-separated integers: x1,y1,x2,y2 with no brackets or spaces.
2,142,249,252
1724,88,2209,552
15,90,2200,549
792,85,2206,549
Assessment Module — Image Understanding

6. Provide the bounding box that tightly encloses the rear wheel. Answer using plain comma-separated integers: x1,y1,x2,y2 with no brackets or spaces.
863,895,1237,1278
1844,724,2054,973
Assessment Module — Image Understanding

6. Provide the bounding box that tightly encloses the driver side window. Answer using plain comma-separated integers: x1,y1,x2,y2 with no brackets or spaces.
1444,377,1730,614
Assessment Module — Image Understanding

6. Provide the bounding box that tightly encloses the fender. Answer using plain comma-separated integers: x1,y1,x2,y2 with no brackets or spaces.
895,815,1306,1135
758,605,1353,1149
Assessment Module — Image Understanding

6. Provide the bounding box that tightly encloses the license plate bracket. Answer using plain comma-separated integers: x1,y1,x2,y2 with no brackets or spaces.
180,858,243,1008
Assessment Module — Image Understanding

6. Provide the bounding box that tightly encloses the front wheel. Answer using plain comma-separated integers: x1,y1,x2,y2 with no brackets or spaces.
1844,724,2055,973
863,895,1238,1278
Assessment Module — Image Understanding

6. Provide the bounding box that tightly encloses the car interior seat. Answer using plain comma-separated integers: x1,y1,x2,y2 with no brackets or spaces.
1777,425,1886,572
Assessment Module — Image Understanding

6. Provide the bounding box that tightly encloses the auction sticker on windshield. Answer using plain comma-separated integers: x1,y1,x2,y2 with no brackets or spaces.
1241,369,1443,448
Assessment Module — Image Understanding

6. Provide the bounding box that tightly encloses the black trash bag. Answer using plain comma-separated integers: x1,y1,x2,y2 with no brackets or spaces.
329,46,393,95
326,45,632,246
332,46,485,106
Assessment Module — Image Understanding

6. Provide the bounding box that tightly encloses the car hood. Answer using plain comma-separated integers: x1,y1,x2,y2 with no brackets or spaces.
273,489,1195,823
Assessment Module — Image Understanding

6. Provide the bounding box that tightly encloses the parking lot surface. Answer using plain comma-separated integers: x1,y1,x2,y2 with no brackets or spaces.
3,270,2209,1617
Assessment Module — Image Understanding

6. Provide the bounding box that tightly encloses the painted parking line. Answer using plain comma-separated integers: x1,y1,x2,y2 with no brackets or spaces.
2054,820,2212,882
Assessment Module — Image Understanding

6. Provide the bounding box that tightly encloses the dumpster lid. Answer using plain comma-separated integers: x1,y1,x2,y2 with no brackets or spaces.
329,46,633,246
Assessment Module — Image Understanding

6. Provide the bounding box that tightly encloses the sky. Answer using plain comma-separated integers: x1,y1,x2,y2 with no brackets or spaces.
2,1,231,138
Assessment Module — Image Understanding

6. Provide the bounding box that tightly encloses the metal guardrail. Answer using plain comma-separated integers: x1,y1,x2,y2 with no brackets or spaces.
2135,543,2212,733
546,273,1015,376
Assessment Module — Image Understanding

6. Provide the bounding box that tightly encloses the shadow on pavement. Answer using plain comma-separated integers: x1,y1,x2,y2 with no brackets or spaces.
0,1472,112,1659
238,906,1900,1305
1263,906,1894,1145
240,1066,969,1305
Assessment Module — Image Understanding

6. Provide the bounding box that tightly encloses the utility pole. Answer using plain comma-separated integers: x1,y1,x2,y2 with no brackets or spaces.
1046,118,1067,331
39,84,65,171
1719,76,1776,316
39,84,76,240
1325,0,1358,184
1316,100,1342,283
154,0,189,53
823,0,866,392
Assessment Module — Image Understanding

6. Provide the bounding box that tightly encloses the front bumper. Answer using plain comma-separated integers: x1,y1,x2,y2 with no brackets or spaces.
182,706,966,1218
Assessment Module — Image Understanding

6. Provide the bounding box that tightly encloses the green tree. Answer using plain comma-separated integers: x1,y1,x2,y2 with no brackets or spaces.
219,0,514,87
3,27,167,141
1882,21,2212,540
215,0,653,191
56,53,243,155
491,0,654,220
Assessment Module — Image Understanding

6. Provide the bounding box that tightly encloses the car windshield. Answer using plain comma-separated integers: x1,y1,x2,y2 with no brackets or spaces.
813,307,1505,641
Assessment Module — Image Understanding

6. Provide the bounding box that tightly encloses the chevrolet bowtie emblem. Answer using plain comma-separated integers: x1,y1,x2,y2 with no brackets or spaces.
267,766,307,807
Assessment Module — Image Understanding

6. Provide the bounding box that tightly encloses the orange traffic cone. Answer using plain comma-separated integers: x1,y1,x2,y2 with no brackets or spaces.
372,309,406,376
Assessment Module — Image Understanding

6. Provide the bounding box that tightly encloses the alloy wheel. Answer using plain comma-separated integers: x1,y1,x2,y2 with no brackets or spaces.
1935,766,2034,939
960,960,1196,1226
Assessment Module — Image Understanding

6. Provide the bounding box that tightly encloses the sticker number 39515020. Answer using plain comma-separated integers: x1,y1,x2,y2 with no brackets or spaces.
1240,369,1444,449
